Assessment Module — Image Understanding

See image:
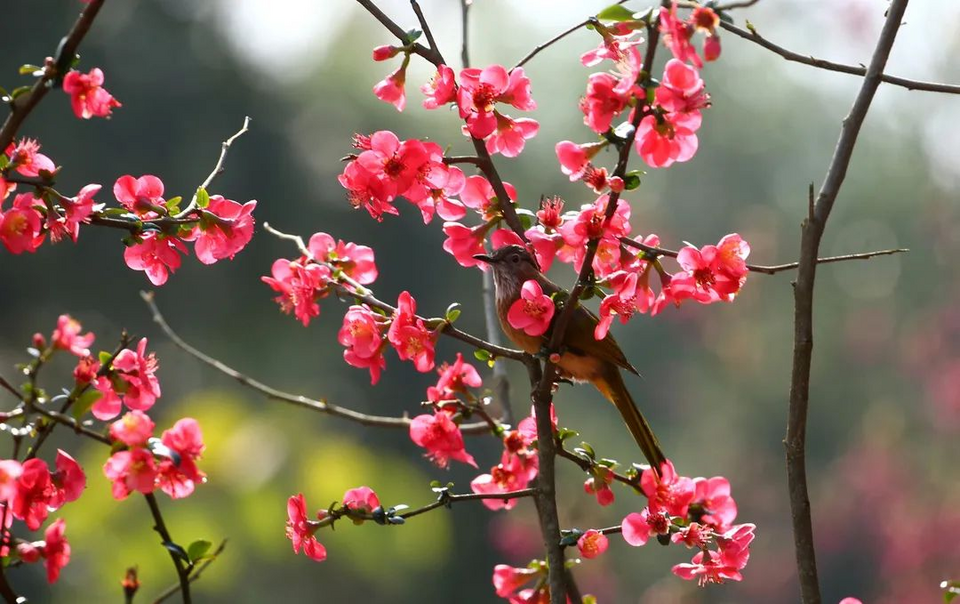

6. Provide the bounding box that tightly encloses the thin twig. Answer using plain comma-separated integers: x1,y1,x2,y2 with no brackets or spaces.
619,237,909,275
398,488,536,520
513,18,595,71
411,1,444,65
459,0,471,69
719,19,960,95
0,0,106,151
786,2,909,603
716,0,759,10
140,292,497,435
152,541,227,604
31,406,111,444
144,494,191,604
175,117,251,218
353,0,443,66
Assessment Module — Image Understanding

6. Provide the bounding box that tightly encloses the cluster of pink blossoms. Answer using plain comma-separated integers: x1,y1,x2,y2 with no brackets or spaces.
409,353,481,468
262,231,378,326
104,412,206,500
285,486,382,563
0,452,82,583
0,160,256,284
371,46,538,157
617,460,755,585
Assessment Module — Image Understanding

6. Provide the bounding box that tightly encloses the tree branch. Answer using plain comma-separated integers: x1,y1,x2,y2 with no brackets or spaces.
786,2,909,603
719,18,960,95
144,494,191,604
619,237,908,275
513,17,597,71
0,0,107,150
151,541,227,604
459,0,471,69
353,0,443,66
411,1,444,66
175,116,251,218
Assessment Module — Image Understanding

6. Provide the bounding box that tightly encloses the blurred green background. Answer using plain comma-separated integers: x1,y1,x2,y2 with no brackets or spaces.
1,0,958,602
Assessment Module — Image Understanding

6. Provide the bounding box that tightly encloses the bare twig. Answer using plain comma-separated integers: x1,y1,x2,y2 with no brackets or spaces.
152,541,227,604
786,2,909,603
0,0,107,150
619,237,908,275
144,494,191,604
716,0,760,10
353,0,443,66
459,0,471,69
720,19,960,95
513,17,596,71
411,1,444,65
175,117,251,218
140,292,498,434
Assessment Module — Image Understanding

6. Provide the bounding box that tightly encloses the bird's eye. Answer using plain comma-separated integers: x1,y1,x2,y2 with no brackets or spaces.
510,254,520,264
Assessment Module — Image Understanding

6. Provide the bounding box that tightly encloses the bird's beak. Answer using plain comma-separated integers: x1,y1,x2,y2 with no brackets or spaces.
473,254,495,264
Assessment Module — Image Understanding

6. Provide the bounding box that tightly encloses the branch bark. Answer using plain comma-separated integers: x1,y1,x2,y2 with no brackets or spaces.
144,493,191,604
786,2,909,603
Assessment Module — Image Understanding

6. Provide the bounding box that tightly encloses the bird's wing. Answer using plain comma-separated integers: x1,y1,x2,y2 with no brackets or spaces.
538,275,641,376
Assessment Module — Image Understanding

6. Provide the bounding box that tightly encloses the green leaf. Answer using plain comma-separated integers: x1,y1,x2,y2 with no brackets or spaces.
404,29,422,43
0,154,7,169
0,87,8,103
474,349,492,362
195,187,210,209
98,351,113,366
582,596,598,604
596,4,636,21
19,64,42,76
944,580,960,603
556,427,579,443
516,208,537,230
165,195,183,214
71,388,103,421
186,539,212,563
162,541,190,564
10,86,31,100
623,171,643,190
445,302,462,324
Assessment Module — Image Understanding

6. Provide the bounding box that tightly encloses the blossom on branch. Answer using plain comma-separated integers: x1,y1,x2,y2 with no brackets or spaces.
62,67,121,119
507,280,555,337
123,232,188,286
409,411,476,468
577,529,609,559
6,138,55,177
51,314,94,357
0,193,45,254
387,291,436,372
41,518,71,583
338,304,387,384
183,195,257,264
286,493,327,562
262,258,331,326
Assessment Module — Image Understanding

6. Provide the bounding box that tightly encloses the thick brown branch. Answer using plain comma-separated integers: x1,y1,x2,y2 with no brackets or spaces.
720,19,960,95
0,0,106,150
786,2,909,603
619,237,908,275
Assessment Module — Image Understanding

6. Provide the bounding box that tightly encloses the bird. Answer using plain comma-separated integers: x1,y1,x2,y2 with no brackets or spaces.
474,244,667,471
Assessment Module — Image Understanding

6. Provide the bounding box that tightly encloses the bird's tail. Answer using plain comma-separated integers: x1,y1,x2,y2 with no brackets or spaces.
594,367,667,472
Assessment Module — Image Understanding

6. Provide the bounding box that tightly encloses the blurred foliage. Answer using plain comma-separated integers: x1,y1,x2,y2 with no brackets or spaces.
0,0,958,603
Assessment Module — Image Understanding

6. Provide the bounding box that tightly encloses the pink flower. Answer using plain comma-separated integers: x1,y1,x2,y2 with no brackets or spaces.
62,68,121,119
427,353,482,402
422,64,457,109
457,65,536,139
355,131,429,202
672,522,713,549
373,58,409,111
471,453,532,511
459,174,517,219
123,232,188,286
51,314,94,357
692,476,738,530
659,3,701,68
338,304,387,384
622,507,672,546
262,259,331,326
577,529,609,559
387,292,436,372
584,470,615,506
0,193,45,254
704,34,722,62
581,22,643,66
51,450,85,506
12,459,56,530
484,114,539,158
372,45,400,61
91,376,122,420
595,266,658,340
0,175,14,202
555,141,609,192
307,232,378,285
507,280,555,337
559,194,632,273
641,460,696,517
338,157,397,221
636,112,698,168
716,233,750,282
493,564,540,598
156,418,205,499
7,138,55,177
838,599,863,604
48,183,99,243
409,412,477,468
16,542,40,564
109,410,155,447
670,236,749,305
113,338,161,413
409,164,467,223
580,73,629,134
656,59,709,119
41,518,70,583
286,493,327,562
672,523,755,585
103,448,157,500
183,196,256,264
0,460,23,503
536,196,564,231
442,221,493,268
113,175,166,216
342,486,381,514
73,355,99,385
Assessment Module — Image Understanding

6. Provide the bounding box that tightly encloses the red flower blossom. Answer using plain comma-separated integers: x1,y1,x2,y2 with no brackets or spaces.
622,507,672,546
109,410,155,447
577,529,609,559
103,448,157,500
0,192,45,254
635,112,699,168
50,450,85,507
0,460,23,503
6,138,55,177
51,314,94,357
112,338,162,414
183,196,257,264
342,486,381,514
262,259,331,326
156,418,205,499
493,564,540,598
12,459,57,530
123,232,188,286
41,518,70,583
48,183,99,243
307,232,378,286
641,460,696,517
409,412,476,468
338,304,387,384
507,280,555,337
387,291,436,372
62,68,121,119
457,65,536,139
484,114,539,158
113,175,166,216
442,221,493,268
286,493,327,562
421,64,457,109
373,57,409,112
